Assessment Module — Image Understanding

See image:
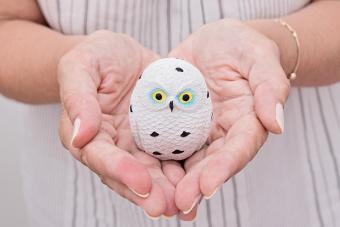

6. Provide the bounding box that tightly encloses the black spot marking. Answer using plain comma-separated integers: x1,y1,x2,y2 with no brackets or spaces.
139,74,142,79
207,91,210,98
152,151,162,155
150,131,159,137
180,131,191,137
172,149,184,154
175,67,184,72
129,105,133,113
211,112,213,120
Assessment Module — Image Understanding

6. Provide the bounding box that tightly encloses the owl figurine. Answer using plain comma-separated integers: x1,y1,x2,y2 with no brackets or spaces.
129,58,212,160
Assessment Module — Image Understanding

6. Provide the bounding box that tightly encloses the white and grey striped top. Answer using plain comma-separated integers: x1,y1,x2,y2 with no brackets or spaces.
17,0,340,227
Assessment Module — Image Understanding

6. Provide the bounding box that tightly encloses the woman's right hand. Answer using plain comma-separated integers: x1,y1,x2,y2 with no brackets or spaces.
58,31,182,218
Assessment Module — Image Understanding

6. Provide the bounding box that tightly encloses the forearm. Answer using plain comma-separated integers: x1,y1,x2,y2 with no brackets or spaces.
247,0,340,86
0,20,83,103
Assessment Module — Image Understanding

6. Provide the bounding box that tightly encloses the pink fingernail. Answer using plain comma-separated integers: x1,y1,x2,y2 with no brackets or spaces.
163,215,173,220
144,210,160,220
128,186,150,198
276,103,285,133
204,185,222,200
71,118,81,146
182,195,202,214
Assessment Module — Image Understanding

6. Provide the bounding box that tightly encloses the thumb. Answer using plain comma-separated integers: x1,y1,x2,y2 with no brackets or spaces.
58,54,102,148
249,59,290,134
168,36,195,63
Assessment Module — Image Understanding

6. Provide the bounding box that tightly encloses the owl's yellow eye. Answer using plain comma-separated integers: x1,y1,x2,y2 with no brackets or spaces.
151,89,167,103
178,91,193,104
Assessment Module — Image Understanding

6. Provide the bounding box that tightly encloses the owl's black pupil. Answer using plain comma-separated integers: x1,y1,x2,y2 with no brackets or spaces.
182,94,190,102
155,93,162,100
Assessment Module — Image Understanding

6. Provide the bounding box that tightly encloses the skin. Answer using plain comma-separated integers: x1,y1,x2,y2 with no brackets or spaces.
171,1,340,220
58,31,181,217
168,19,288,219
0,0,340,221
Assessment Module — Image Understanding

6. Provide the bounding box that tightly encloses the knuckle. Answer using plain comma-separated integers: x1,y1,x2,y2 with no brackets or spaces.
59,131,69,150
282,80,291,93
59,114,72,150
280,81,291,100
62,91,79,111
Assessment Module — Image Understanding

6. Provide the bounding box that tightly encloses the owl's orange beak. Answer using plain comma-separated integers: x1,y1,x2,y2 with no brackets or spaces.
169,100,174,112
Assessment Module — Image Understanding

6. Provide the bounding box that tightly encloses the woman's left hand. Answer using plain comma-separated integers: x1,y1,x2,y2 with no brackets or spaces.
168,19,291,220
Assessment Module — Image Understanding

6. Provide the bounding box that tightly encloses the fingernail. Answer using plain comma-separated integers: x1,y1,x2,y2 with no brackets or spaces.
144,210,160,220
71,118,81,146
128,186,150,198
204,185,221,199
163,215,172,220
276,103,285,133
182,195,202,215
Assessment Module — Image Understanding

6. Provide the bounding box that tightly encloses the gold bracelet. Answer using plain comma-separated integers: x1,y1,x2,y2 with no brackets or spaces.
274,19,300,80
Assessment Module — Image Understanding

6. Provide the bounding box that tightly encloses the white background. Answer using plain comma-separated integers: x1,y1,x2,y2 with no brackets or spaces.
0,96,28,226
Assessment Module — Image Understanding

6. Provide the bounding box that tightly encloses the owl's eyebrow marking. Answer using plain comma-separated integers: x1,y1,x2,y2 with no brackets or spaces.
152,151,162,155
180,131,191,137
129,105,133,113
175,67,184,72
172,149,184,154
150,131,159,137
207,91,210,98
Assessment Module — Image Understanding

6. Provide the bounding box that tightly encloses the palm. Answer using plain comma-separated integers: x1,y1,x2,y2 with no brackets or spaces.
169,19,289,218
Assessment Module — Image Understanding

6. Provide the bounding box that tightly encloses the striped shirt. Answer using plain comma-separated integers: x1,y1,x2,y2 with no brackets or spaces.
16,0,340,226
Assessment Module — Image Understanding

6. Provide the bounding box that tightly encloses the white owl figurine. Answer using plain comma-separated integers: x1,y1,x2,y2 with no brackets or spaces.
129,58,212,160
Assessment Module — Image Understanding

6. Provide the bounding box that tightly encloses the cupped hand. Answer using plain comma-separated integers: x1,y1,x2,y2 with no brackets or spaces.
58,31,184,218
169,19,290,220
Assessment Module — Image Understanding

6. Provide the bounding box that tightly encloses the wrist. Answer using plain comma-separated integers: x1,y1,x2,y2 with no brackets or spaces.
246,19,297,76
57,34,85,59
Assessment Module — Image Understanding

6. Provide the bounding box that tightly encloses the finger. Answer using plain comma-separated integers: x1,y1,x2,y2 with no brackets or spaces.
200,115,267,197
178,205,199,221
103,177,166,218
130,152,179,217
162,161,185,186
248,58,290,134
59,110,82,160
175,162,204,213
58,52,102,148
83,136,153,198
148,165,179,217
168,36,195,64
173,147,207,213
